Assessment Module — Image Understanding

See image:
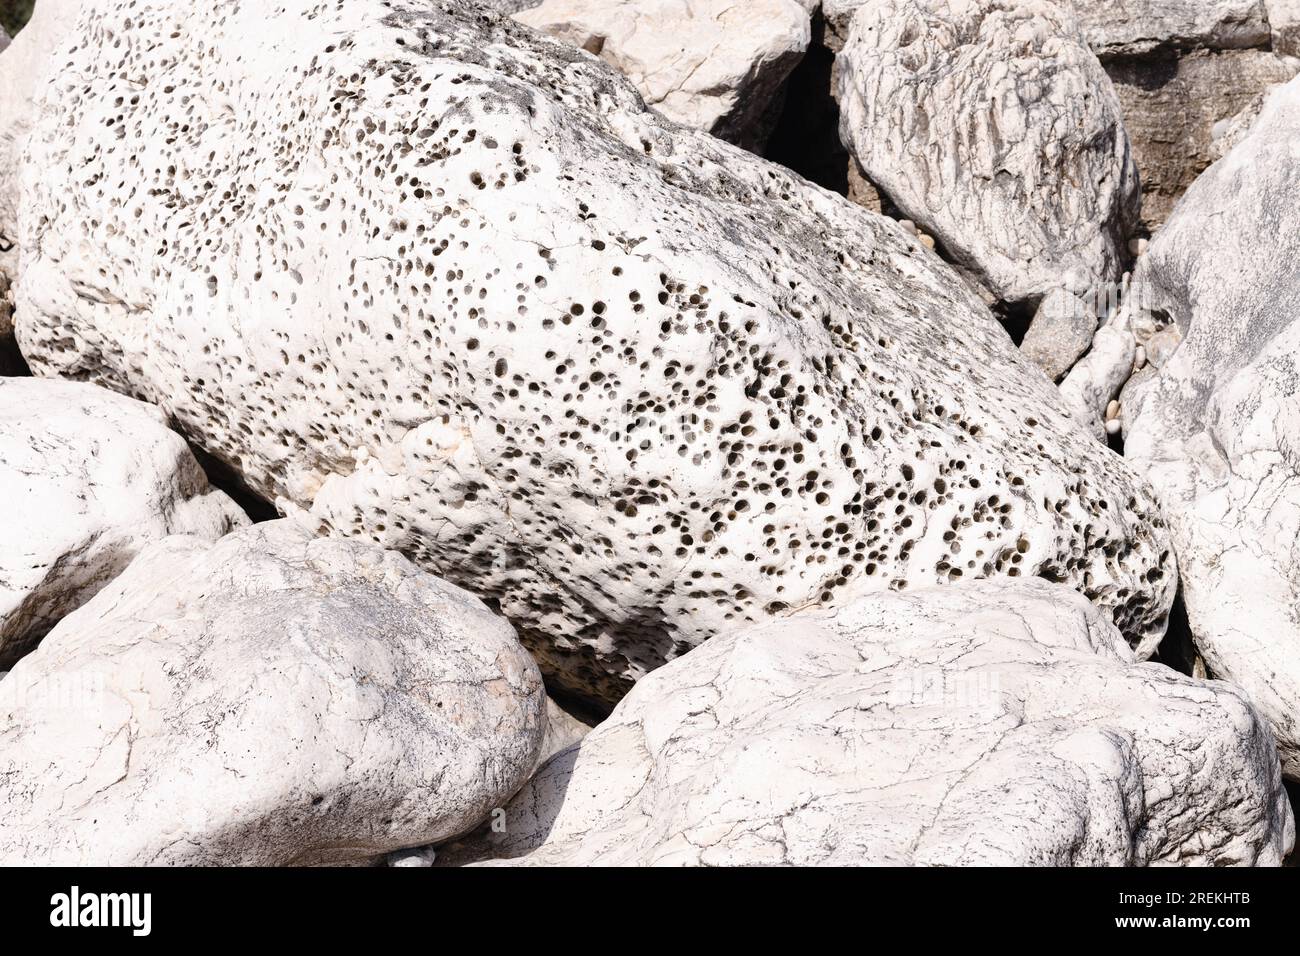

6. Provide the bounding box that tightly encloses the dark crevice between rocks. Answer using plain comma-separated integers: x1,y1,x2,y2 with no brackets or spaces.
995,299,1036,348
764,13,848,195
188,443,279,523
543,682,606,729
1153,586,1201,678
0,332,31,377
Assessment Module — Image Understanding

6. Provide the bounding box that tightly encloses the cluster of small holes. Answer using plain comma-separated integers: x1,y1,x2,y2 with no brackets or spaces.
15,0,1172,705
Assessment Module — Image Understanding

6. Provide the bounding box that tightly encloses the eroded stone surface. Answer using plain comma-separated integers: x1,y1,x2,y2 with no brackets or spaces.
0,520,546,865
0,377,246,669
1103,47,1298,231
1073,0,1270,57
1125,75,1300,778
1020,288,1097,383
835,0,1139,310
11,0,1174,706
457,580,1294,866
513,0,811,152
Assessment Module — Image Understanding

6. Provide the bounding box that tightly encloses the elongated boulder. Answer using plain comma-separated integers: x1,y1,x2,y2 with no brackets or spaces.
1125,75,1300,779
0,520,546,865
513,0,811,152
0,377,246,669
455,580,1293,866
834,0,1139,310
10,0,1173,706
1073,0,1271,56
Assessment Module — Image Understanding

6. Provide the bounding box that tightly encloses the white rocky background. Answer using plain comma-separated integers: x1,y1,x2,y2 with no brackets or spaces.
0,0,1296,866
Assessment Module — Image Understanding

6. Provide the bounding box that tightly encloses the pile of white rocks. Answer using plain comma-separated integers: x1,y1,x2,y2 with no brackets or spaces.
0,0,1295,866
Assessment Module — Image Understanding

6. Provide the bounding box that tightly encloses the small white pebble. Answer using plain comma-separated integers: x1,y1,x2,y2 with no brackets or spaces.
1134,345,1147,370
1128,238,1149,257
919,233,935,250
1105,399,1120,421
897,219,917,235
1105,417,1122,436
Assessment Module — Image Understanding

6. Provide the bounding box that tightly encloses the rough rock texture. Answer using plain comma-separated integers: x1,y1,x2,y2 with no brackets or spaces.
513,0,811,152
1102,47,1298,231
0,0,81,292
10,0,1175,706
1072,0,1271,57
0,377,246,670
1060,298,1137,441
835,0,1139,311
1209,80,1280,159
1019,288,1096,383
1271,0,1300,54
0,520,546,865
1125,76,1300,778
455,581,1293,866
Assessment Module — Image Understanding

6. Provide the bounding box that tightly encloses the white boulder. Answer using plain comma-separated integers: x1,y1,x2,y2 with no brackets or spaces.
513,0,811,151
9,0,1174,706
463,580,1294,866
0,377,246,668
834,0,1140,310
0,520,546,865
1125,74,1300,778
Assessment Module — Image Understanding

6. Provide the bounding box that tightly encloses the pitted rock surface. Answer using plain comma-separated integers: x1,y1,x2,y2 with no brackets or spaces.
9,0,1174,705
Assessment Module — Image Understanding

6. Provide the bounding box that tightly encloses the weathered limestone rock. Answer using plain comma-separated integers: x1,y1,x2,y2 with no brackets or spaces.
1102,47,1298,231
513,0,811,152
835,0,1139,311
0,377,246,669
1125,75,1300,778
1270,0,1300,55
0,0,81,288
1019,288,1097,382
1072,0,1271,57
460,581,1294,866
1060,300,1137,441
10,0,1174,706
0,520,546,865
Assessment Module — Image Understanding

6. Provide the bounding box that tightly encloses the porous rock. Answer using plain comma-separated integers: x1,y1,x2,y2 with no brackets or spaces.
457,580,1294,866
0,377,246,669
834,0,1140,311
513,0,812,152
1124,75,1300,778
10,0,1174,706
0,520,546,865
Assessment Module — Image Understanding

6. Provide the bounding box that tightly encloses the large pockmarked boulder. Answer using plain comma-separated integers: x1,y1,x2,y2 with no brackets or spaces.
834,0,1139,311
9,0,1174,706
0,377,246,669
1124,75,1300,779
453,580,1293,866
0,520,546,865
513,0,812,152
